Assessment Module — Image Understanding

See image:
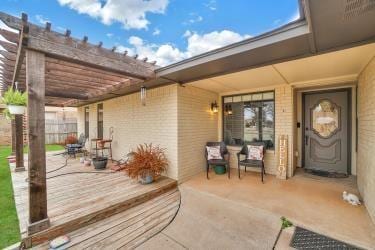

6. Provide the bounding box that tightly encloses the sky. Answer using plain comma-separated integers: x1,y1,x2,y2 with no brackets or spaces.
0,0,300,66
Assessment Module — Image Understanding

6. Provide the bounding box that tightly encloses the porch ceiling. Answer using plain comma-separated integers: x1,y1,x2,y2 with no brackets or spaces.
188,43,375,94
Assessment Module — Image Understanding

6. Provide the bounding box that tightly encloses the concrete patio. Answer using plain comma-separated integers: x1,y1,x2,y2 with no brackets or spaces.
138,169,375,249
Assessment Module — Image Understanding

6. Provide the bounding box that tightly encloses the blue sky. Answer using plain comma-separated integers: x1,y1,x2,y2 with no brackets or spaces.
1,0,300,66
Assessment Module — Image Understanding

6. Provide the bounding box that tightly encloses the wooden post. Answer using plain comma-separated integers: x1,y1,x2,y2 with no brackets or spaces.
11,118,16,155
14,114,25,172
26,49,50,234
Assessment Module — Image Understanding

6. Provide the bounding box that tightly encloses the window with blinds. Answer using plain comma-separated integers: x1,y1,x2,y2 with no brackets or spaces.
223,91,275,149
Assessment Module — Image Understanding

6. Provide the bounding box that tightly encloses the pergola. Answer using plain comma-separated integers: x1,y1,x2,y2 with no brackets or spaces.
0,12,156,235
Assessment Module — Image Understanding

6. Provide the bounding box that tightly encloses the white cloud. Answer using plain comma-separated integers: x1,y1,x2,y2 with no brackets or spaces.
204,0,217,11
152,28,161,36
120,30,250,66
106,33,114,38
35,14,50,25
57,0,169,30
185,30,251,57
184,13,203,25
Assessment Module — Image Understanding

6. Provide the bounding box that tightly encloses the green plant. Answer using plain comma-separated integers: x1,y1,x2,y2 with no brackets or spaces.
124,143,168,180
2,108,14,120
281,216,293,229
1,88,27,106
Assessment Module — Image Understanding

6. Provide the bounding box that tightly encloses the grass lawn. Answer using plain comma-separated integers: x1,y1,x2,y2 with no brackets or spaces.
0,144,64,248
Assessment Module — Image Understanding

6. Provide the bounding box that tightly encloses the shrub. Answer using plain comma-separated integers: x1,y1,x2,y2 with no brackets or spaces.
65,135,78,145
1,88,27,106
124,143,168,180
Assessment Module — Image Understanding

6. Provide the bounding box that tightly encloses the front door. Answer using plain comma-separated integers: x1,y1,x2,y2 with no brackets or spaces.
304,89,350,174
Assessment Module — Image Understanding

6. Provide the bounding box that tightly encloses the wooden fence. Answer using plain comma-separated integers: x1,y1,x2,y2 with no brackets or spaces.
45,118,77,144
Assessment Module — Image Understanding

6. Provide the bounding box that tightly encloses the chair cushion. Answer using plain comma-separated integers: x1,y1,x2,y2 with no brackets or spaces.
247,145,264,160
206,146,223,160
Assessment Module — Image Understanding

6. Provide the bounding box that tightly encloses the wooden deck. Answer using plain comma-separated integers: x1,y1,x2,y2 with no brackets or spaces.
10,152,179,247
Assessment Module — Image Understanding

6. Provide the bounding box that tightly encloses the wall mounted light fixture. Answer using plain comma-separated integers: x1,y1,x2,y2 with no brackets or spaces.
211,101,218,113
225,104,233,115
140,86,147,106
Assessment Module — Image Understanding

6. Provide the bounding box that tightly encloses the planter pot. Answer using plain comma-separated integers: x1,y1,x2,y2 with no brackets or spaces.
84,159,91,166
92,157,107,170
214,165,226,175
8,105,26,115
139,173,154,185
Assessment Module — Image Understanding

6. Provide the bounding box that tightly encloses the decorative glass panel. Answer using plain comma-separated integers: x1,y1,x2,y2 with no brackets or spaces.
224,97,233,103
311,100,339,138
242,94,252,101
262,92,274,100
233,96,242,103
252,93,262,101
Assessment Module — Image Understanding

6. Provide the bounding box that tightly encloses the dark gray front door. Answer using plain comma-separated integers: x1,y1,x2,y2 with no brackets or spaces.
304,90,349,174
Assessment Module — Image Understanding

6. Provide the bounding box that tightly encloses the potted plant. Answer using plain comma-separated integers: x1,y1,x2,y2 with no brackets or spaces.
92,156,108,169
124,143,168,184
1,88,27,115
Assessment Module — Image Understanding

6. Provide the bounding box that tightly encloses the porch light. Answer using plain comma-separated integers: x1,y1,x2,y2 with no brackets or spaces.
225,104,233,115
211,101,219,113
140,86,147,106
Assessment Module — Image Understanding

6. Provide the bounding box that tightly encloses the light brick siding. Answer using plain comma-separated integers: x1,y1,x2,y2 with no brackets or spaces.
77,83,295,181
177,86,219,182
357,57,375,223
0,111,11,145
78,85,179,180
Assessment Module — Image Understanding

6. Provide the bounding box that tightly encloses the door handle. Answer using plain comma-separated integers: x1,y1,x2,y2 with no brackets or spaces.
305,135,309,146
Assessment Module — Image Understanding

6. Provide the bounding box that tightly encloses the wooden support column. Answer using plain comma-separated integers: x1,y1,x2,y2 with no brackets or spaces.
26,49,50,234
11,118,16,155
14,114,25,172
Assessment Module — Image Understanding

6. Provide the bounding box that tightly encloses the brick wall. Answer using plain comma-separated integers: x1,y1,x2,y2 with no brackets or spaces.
357,57,375,223
177,85,219,182
0,111,11,145
78,85,179,180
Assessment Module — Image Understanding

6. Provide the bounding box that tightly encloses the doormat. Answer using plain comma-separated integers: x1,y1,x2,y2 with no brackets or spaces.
290,227,361,249
304,169,348,178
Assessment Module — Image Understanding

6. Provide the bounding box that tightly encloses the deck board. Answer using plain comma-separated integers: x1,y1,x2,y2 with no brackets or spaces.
10,152,178,247
35,188,180,249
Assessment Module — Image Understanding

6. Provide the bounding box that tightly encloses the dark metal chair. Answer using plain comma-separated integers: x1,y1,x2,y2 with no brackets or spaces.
205,142,230,179
66,133,87,158
237,142,266,183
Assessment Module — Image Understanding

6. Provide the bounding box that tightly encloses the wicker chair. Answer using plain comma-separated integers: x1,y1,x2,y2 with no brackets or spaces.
205,142,230,179
237,142,266,182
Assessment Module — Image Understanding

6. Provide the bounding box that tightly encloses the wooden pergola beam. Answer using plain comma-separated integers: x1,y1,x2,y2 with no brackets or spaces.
0,28,19,43
0,12,155,80
14,114,25,172
45,90,89,100
26,49,50,234
12,21,28,88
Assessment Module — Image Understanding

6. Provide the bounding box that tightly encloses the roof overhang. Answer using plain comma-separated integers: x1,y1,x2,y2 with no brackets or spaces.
149,0,375,86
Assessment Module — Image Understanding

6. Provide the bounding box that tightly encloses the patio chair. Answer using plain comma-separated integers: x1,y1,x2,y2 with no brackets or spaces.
237,142,266,183
205,142,230,179
66,133,87,158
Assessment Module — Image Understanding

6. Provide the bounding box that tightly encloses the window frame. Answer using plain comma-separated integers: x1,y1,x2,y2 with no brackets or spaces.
222,90,275,149
97,103,104,139
84,106,89,139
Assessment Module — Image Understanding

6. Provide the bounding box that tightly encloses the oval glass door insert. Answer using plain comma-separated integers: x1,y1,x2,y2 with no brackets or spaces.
311,99,340,138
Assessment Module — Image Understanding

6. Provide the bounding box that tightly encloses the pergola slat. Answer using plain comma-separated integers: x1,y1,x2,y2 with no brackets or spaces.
0,28,19,44
0,40,18,53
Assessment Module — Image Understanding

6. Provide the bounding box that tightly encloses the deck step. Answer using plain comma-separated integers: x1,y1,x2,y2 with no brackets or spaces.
23,177,178,247
35,188,181,249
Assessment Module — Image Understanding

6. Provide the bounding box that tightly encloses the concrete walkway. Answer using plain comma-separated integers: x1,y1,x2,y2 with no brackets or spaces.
138,169,375,250
137,185,281,249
